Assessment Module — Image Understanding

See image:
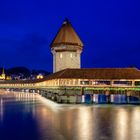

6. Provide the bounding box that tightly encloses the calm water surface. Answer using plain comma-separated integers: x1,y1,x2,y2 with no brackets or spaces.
0,92,140,140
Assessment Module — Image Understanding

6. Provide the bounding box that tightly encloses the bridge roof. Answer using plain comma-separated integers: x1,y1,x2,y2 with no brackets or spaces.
45,67,140,80
1,68,140,85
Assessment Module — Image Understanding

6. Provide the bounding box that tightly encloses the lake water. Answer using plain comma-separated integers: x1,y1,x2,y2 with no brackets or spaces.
0,92,140,140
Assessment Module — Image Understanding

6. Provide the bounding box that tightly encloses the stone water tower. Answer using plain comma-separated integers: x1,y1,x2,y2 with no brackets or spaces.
51,18,84,73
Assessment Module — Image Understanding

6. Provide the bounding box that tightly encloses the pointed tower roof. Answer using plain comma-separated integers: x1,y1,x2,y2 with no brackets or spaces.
51,18,84,48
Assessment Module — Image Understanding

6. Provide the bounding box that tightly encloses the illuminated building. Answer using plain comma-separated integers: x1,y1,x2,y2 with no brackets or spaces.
0,19,140,104
0,68,6,80
6,76,11,80
36,74,44,79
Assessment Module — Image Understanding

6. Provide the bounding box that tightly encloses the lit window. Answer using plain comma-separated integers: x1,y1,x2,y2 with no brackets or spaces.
94,81,111,85
80,81,90,85
70,80,73,85
60,53,63,58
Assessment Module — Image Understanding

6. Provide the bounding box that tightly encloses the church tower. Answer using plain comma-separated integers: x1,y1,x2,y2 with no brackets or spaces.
0,67,6,80
51,18,84,73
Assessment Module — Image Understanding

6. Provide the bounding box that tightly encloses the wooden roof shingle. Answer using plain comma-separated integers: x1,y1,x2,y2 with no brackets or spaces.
1,68,140,84
50,18,83,48
45,68,140,80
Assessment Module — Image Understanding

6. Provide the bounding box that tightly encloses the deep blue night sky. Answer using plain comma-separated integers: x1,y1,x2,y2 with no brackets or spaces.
0,0,140,72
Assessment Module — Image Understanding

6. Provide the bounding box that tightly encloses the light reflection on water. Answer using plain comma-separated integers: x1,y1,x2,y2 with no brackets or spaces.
0,92,140,140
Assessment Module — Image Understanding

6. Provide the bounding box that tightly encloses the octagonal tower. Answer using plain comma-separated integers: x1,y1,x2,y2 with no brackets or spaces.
51,18,84,73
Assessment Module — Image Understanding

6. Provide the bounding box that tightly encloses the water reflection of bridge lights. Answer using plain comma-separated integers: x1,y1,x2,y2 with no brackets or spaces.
14,92,38,101
131,107,140,140
38,95,62,112
115,108,129,140
0,98,4,122
76,107,93,140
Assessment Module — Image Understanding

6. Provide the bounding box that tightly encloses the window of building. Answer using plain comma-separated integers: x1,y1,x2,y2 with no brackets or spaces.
66,80,69,85
56,81,58,85
75,79,78,85
113,81,132,85
94,81,111,85
70,80,73,85
70,53,73,58
135,81,140,86
60,53,63,58
80,81,90,85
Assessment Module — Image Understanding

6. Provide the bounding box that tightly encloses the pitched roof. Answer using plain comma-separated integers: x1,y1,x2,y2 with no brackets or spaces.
50,18,84,48
1,68,140,84
45,68,140,80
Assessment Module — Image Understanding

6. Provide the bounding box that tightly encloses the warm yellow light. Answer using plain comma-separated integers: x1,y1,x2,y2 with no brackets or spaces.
6,76,11,80
0,68,6,80
36,74,44,79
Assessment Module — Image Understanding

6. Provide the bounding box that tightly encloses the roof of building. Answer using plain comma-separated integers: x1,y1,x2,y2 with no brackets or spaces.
50,18,84,48
1,68,140,84
45,68,140,80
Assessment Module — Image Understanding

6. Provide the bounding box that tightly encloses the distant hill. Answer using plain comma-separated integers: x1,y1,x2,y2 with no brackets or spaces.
0,67,51,79
6,67,31,77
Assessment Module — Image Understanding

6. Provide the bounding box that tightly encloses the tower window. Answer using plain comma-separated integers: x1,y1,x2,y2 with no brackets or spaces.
60,53,63,58
70,53,73,58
